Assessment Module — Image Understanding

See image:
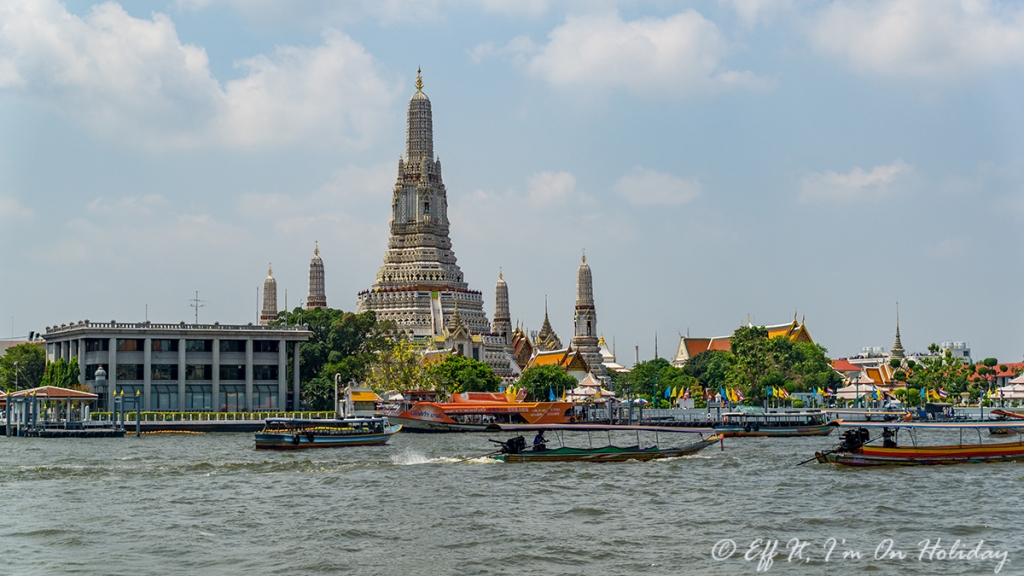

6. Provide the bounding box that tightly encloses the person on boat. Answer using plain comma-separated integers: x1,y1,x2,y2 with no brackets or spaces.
882,427,897,448
533,431,548,451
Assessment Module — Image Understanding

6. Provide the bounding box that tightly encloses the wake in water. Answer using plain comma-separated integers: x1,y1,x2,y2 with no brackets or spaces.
389,448,497,465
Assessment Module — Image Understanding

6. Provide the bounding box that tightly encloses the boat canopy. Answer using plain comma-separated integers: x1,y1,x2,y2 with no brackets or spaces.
487,423,712,434
832,419,1024,430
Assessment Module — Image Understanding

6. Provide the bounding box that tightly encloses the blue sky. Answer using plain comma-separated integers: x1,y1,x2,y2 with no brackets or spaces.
1,0,1022,364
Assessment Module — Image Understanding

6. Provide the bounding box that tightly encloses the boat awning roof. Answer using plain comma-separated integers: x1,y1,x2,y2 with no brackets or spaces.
9,386,98,399
487,423,715,434
351,390,382,402
833,419,1024,429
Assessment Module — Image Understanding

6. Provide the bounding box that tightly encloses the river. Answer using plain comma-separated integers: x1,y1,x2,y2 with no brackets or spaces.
0,430,1020,575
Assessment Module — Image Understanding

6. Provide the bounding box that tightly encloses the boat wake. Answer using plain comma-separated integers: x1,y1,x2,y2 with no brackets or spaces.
389,449,496,465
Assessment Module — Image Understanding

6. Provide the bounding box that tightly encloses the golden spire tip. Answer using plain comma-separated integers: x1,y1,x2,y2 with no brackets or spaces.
415,67,423,92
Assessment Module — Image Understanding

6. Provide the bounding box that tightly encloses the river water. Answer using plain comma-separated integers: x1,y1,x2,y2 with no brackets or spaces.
1,431,1021,575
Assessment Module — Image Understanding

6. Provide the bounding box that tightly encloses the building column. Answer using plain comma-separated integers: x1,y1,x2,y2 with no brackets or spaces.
143,338,152,410
177,338,186,411
278,339,287,411
212,338,220,412
77,338,85,386
292,341,301,411
245,339,254,412
108,337,117,410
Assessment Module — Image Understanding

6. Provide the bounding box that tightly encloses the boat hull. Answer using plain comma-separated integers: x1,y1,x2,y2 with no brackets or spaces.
816,441,1024,466
386,416,491,433
254,425,401,450
493,438,718,462
716,424,835,438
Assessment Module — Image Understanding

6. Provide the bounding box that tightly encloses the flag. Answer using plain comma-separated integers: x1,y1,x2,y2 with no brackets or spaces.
682,389,690,400
728,388,737,402
664,387,671,399
720,388,728,402
919,387,926,399
549,387,555,401
938,388,949,398
872,387,880,400
736,389,745,401
784,388,792,399
817,387,825,397
766,386,772,399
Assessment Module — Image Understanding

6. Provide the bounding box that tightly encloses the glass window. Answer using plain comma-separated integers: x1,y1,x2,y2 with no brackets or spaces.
85,364,109,380
85,339,109,352
185,364,212,380
151,339,179,352
117,339,145,352
253,385,278,410
219,365,245,380
114,384,143,399
186,340,213,352
151,385,178,410
472,347,479,361
219,384,246,412
219,340,246,352
252,365,279,380
151,364,178,380
116,364,144,381
185,385,212,410
252,340,279,353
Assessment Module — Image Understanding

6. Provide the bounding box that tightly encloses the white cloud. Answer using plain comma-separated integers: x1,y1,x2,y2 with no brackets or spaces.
0,0,398,148
489,11,764,95
800,159,912,202
812,0,1024,77
718,0,794,27
614,166,701,206
0,195,33,221
526,171,582,207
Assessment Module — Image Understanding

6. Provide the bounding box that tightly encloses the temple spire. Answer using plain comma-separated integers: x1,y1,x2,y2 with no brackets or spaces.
416,66,423,92
891,302,905,360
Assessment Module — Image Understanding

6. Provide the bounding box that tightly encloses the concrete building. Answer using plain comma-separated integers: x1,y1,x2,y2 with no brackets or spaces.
42,321,311,412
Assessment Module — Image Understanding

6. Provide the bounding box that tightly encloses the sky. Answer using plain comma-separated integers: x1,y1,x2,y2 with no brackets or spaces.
1,0,1022,364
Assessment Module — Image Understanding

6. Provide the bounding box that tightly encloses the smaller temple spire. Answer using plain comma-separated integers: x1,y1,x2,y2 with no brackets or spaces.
415,67,423,92
891,302,906,360
314,240,319,257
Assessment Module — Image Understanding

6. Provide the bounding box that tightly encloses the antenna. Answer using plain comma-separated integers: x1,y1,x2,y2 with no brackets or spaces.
190,291,207,324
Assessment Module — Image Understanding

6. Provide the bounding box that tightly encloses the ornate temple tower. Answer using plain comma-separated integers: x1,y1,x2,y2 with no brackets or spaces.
356,70,491,337
494,270,512,347
534,301,563,351
306,243,327,310
891,305,906,360
259,264,278,325
572,252,606,377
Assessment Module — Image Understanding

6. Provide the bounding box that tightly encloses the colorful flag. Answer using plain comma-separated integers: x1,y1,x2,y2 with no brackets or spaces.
682,389,690,400
549,387,555,401
664,387,671,399
919,387,926,399
938,388,949,398
736,389,745,401
720,388,728,402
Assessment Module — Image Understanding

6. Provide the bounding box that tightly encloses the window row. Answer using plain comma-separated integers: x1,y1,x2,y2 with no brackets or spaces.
93,364,280,381
88,339,282,353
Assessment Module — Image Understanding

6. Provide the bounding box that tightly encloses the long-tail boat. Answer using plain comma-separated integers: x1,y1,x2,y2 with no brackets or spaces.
254,416,401,450
812,420,1024,466
714,410,837,437
486,423,720,462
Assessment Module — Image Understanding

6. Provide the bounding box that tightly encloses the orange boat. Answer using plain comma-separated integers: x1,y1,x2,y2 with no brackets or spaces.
388,391,575,432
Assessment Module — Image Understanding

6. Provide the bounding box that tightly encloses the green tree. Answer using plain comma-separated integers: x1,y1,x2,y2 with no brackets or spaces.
364,337,436,394
0,343,45,392
517,365,577,401
908,344,972,397
40,357,81,389
427,355,501,393
618,358,695,404
726,326,771,403
275,307,395,409
681,349,732,393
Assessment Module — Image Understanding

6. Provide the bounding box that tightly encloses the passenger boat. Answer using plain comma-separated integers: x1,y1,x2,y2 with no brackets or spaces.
254,417,401,450
813,420,1024,466
387,391,575,432
487,423,719,462
714,410,837,437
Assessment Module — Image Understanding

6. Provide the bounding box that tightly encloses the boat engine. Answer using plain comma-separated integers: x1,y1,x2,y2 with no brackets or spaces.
839,428,870,451
490,435,526,454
